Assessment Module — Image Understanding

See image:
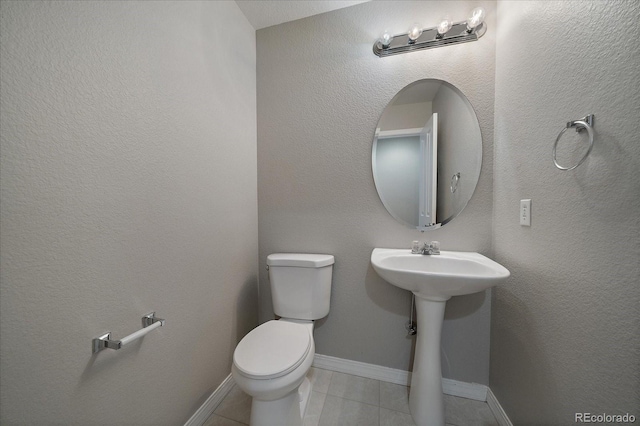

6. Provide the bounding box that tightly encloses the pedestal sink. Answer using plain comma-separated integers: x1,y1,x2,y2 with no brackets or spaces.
370,248,510,426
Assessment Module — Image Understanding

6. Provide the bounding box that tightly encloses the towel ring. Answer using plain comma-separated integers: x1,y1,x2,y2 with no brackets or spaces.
450,172,461,193
553,114,595,171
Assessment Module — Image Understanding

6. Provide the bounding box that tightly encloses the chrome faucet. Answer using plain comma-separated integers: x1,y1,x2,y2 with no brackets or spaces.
420,241,441,255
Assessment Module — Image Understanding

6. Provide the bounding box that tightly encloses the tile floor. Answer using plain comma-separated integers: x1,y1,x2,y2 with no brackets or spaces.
204,368,499,426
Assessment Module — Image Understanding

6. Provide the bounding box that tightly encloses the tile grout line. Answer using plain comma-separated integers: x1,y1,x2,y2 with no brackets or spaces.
323,370,382,408
214,412,249,426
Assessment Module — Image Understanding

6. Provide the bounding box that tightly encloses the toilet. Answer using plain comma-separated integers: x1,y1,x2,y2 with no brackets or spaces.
232,253,334,426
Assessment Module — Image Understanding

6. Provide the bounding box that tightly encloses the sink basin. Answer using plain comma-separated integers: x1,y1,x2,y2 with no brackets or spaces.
371,248,510,426
371,248,510,301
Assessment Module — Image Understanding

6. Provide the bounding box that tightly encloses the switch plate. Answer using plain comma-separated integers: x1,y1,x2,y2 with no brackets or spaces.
520,199,531,226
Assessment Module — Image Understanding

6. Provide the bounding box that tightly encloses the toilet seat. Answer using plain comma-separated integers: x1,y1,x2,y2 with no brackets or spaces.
233,320,312,380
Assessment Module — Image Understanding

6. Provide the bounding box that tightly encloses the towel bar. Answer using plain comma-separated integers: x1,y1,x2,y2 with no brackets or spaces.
92,312,165,353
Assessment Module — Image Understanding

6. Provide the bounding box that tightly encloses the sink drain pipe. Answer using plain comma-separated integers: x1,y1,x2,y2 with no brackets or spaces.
406,294,417,335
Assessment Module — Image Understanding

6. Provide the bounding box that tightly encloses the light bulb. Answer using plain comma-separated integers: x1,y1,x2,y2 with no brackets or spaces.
407,23,423,43
437,16,453,36
379,30,393,48
466,7,486,31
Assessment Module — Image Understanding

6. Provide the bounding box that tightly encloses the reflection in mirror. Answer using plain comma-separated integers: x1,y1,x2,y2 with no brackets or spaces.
372,79,482,230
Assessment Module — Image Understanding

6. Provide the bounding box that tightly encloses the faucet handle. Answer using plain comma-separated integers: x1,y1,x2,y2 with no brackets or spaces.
414,241,441,255
429,241,441,254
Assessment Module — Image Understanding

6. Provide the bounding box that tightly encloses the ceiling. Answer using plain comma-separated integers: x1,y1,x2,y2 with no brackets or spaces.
235,1,370,30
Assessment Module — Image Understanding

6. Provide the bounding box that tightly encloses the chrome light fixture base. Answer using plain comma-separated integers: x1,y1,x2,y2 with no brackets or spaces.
373,22,486,57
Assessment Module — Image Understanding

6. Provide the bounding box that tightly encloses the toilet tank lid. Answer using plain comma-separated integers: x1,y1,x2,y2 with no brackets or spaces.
267,253,334,268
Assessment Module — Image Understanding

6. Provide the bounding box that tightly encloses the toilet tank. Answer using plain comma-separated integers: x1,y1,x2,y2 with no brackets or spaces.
267,253,334,320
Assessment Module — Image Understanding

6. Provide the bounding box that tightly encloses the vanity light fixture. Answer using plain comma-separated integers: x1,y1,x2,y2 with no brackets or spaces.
407,23,423,43
373,7,487,57
436,16,453,39
466,7,486,32
380,30,393,48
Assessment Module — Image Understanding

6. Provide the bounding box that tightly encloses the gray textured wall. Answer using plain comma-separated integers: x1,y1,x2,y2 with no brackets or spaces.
491,0,640,422
257,1,497,384
0,2,257,424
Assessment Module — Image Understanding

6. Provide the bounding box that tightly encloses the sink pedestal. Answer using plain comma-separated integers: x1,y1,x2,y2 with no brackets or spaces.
409,295,448,426
370,248,510,426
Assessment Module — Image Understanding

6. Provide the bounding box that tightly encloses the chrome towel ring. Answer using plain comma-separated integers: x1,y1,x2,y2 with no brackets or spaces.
553,114,595,171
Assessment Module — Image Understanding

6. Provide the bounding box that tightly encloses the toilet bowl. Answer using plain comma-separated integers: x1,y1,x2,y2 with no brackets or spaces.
232,320,315,426
232,253,334,426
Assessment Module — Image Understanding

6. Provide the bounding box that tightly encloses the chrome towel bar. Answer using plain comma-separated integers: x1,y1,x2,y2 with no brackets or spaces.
92,312,165,353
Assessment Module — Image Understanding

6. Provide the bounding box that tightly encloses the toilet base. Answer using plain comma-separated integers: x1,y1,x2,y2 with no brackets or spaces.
250,377,312,426
298,377,312,418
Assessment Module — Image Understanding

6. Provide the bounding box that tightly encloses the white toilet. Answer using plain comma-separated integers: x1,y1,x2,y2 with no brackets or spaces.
232,253,334,426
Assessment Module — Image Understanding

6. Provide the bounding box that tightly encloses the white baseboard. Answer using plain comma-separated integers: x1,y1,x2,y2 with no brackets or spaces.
442,377,487,401
184,373,235,426
486,387,514,426
313,353,487,402
313,353,411,386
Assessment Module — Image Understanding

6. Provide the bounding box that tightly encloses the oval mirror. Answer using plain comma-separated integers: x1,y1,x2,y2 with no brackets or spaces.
372,79,482,230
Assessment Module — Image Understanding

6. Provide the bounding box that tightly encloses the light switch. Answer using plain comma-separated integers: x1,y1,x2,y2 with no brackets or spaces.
520,199,531,226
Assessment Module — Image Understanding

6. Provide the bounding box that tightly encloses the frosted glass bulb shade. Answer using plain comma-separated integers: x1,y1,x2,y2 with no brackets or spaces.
437,17,453,35
407,23,423,42
466,7,486,30
379,30,393,48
